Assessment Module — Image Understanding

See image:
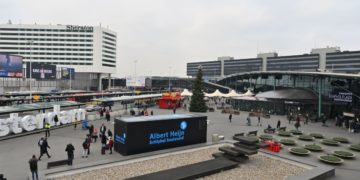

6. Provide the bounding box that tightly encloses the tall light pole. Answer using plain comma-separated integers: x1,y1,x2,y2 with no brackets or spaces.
168,66,172,92
133,60,137,96
69,68,72,90
27,40,34,103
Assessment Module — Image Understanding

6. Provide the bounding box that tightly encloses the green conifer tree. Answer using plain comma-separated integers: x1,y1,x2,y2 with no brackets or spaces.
189,66,208,112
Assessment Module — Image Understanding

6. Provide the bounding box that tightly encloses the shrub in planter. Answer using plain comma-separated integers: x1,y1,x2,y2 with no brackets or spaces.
280,139,296,146
309,133,324,139
289,147,311,155
259,134,273,140
332,150,356,158
298,135,314,141
318,155,344,164
278,131,292,137
304,144,323,151
332,137,350,143
289,129,303,135
322,139,340,146
349,144,360,152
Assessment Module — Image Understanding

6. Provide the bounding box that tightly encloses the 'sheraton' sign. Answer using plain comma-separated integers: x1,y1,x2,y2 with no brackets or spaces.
66,25,93,32
0,106,86,137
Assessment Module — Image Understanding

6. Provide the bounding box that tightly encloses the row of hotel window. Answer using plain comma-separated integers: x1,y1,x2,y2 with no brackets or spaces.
0,28,93,32
0,33,93,37
0,38,93,42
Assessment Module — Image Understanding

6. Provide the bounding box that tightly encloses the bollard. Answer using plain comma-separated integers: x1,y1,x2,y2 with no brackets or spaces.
212,134,219,143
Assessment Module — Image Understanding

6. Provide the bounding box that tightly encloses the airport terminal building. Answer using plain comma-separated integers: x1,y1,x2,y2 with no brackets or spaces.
0,23,117,92
187,47,360,79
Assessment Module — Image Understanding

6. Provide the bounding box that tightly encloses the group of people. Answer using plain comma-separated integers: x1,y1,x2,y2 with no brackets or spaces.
99,107,111,122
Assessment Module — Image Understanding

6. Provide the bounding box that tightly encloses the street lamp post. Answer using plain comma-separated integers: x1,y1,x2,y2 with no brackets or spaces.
168,66,172,92
133,60,137,96
27,40,34,103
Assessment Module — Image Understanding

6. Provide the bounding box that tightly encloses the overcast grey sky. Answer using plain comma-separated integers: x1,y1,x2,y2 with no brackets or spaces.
1,0,360,77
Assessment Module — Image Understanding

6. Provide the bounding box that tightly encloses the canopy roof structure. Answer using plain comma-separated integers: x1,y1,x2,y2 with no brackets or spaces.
206,89,226,97
92,94,162,103
0,101,84,115
223,90,242,98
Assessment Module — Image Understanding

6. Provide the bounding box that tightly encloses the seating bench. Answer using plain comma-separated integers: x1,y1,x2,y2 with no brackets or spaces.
47,159,68,169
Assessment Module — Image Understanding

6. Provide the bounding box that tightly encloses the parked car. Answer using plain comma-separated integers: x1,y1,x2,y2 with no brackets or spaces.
85,105,102,112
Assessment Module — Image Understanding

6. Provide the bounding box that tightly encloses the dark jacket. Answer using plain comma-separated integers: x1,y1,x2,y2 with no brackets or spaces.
39,139,50,153
100,125,107,134
65,144,75,157
29,157,38,171
101,135,107,144
107,130,113,137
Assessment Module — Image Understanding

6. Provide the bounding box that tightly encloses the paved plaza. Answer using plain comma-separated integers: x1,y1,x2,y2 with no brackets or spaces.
1,107,360,180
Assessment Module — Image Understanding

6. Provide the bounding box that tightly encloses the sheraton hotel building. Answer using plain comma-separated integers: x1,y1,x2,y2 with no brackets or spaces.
0,23,117,92
187,47,360,118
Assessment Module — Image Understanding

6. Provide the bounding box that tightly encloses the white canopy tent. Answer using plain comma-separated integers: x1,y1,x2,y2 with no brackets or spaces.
180,89,193,96
242,89,254,96
224,90,242,98
206,89,226,97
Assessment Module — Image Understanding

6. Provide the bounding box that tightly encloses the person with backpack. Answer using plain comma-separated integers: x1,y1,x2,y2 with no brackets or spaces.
82,140,89,158
107,129,113,137
38,137,51,160
29,155,38,180
65,143,75,165
86,134,92,155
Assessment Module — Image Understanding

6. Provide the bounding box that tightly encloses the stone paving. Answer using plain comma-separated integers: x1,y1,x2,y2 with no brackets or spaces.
0,106,359,180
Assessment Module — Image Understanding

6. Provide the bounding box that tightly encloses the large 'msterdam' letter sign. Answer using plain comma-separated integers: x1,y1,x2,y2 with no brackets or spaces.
0,105,86,137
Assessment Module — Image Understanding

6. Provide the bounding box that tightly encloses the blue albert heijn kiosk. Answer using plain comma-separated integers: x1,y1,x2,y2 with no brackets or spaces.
114,114,207,155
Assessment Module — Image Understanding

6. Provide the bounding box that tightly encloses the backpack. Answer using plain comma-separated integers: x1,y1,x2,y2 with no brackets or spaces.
82,141,88,149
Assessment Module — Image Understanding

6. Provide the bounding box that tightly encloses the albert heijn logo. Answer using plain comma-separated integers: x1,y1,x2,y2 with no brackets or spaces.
180,121,187,130
116,132,126,144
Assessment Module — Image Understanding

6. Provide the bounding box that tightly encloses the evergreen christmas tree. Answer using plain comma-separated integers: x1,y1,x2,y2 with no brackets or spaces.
189,66,208,112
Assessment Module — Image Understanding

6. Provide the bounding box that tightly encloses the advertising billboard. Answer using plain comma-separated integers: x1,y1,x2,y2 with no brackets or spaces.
114,114,207,155
126,76,146,87
0,54,23,77
329,92,353,102
61,67,75,79
26,63,56,79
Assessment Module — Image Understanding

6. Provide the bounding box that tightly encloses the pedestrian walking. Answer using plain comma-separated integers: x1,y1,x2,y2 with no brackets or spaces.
65,143,75,165
295,117,301,130
100,124,107,137
101,134,108,155
92,128,98,143
29,155,38,180
89,124,94,136
105,110,111,122
257,116,262,126
73,117,78,129
276,120,281,129
173,107,176,114
151,110,154,116
305,113,309,125
44,122,51,137
86,134,92,155
288,113,293,124
246,116,251,126
99,109,104,117
82,140,89,158
38,138,51,160
107,129,113,137
54,115,59,126
108,137,114,154
228,113,232,123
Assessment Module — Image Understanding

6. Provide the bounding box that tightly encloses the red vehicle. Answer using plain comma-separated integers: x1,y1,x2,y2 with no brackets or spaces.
158,92,182,109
